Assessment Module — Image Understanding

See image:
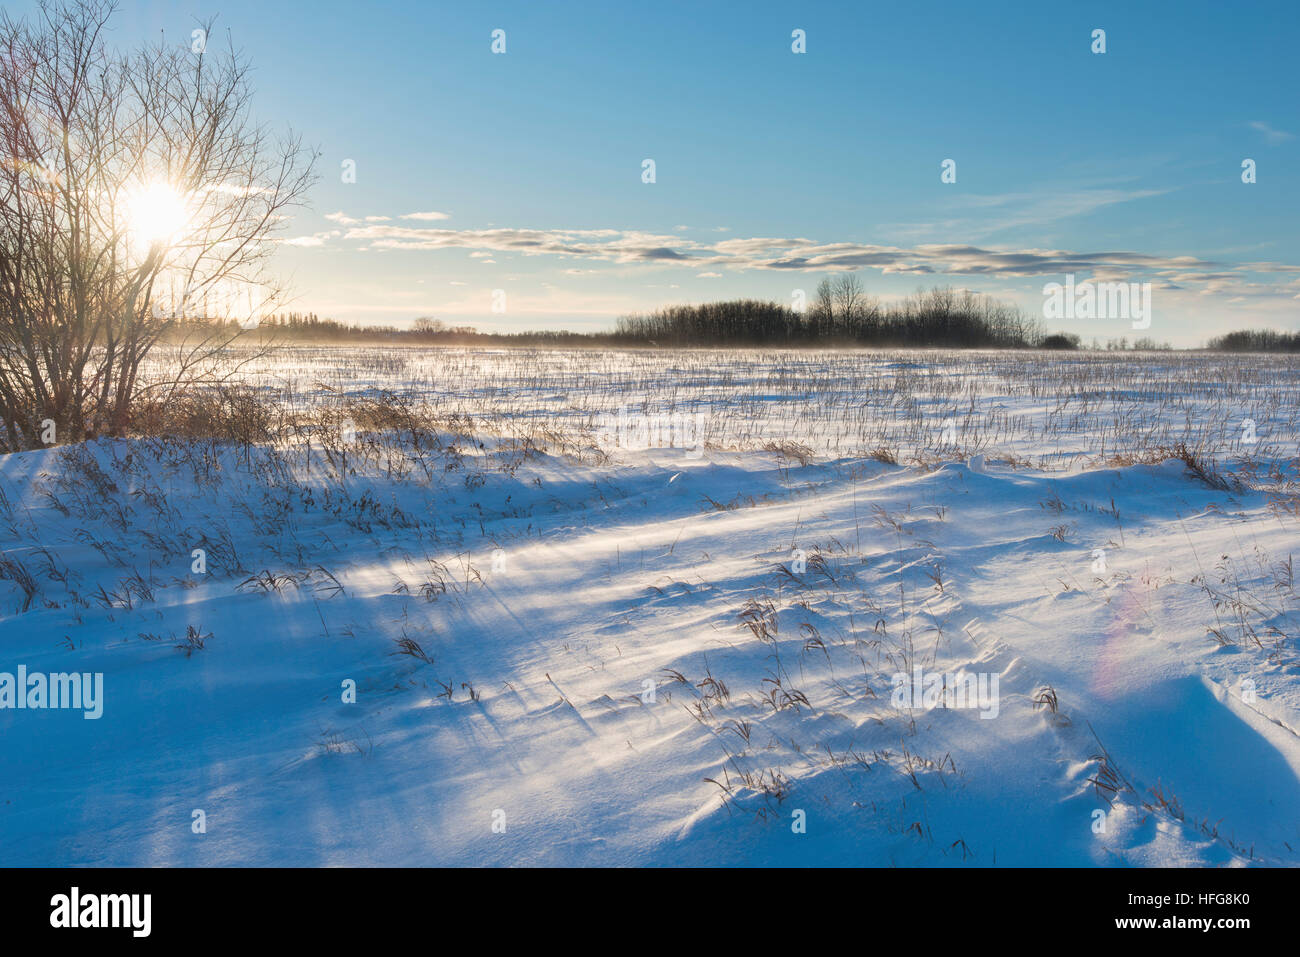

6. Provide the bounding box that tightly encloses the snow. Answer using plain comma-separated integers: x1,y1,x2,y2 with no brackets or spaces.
1,349,1298,866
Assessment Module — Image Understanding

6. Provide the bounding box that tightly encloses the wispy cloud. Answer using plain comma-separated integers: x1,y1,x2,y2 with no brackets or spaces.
280,229,341,247
400,210,452,221
1249,120,1294,144
884,187,1170,241
304,215,1300,294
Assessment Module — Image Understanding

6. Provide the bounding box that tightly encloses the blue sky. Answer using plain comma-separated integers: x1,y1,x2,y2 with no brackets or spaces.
32,0,1300,342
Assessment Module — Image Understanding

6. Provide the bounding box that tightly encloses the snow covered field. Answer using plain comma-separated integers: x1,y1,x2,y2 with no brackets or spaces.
138,344,1300,467
2,347,1299,866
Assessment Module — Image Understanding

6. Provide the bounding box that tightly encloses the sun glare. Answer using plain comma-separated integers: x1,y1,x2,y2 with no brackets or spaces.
123,181,191,254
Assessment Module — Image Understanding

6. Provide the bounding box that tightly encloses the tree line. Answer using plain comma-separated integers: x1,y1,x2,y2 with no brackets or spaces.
614,277,1045,347
1206,329,1300,352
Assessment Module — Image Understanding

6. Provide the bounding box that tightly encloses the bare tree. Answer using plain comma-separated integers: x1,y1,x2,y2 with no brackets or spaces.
0,0,317,449
813,278,835,324
831,274,864,328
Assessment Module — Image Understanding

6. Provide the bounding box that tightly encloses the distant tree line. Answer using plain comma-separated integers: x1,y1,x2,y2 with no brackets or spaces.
614,278,1046,347
159,287,1239,353
257,313,484,341
1206,329,1300,352
160,312,635,346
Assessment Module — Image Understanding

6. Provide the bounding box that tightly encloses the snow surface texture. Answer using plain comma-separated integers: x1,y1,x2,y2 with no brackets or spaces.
137,346,1300,467
2,351,1299,866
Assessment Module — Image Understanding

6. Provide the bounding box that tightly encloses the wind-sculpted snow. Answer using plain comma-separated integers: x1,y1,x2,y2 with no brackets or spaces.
1,404,1297,865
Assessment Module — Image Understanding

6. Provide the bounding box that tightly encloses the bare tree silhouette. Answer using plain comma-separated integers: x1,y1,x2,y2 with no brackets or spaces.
0,0,317,449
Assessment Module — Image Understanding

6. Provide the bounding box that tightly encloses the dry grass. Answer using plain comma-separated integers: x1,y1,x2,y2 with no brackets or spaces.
83,344,1300,484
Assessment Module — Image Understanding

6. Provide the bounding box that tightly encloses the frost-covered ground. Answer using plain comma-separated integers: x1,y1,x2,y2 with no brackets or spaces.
2,348,1299,866
143,345,1300,466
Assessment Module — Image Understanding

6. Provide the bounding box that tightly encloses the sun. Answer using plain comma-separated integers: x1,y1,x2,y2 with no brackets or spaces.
122,181,192,254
